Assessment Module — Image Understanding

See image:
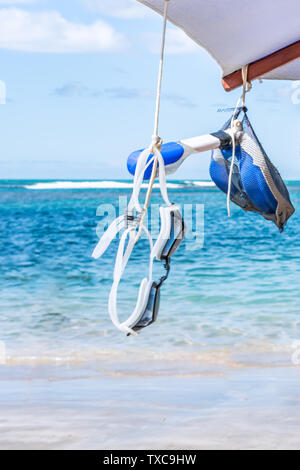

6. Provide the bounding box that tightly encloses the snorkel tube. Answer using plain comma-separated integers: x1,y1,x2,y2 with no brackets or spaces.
127,131,233,179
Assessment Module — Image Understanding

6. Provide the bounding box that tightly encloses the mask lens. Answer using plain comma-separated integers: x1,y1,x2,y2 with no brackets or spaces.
162,211,185,259
133,283,160,332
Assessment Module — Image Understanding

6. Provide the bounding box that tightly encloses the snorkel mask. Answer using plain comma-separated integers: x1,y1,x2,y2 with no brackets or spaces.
93,204,186,336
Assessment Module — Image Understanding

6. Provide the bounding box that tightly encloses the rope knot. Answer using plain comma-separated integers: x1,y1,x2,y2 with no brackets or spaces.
151,135,163,152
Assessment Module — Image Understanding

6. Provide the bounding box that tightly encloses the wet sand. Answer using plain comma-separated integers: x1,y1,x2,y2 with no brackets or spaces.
0,361,300,450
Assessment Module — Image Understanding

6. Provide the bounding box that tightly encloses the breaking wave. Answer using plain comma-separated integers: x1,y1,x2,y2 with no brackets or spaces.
22,180,216,190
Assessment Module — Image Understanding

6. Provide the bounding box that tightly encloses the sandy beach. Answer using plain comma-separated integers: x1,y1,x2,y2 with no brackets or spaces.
0,354,299,450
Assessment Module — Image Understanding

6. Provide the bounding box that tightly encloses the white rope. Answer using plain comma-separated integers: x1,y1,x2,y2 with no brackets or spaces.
226,101,240,217
93,1,174,336
241,65,252,107
226,65,252,217
134,0,171,242
153,0,170,140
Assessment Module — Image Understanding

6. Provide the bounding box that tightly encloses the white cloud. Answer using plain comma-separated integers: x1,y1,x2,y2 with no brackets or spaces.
0,8,128,53
82,0,151,19
52,83,197,108
146,28,200,55
53,82,91,97
105,87,197,108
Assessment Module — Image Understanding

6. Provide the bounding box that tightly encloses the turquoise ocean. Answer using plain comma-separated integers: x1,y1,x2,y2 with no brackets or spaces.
1,179,300,369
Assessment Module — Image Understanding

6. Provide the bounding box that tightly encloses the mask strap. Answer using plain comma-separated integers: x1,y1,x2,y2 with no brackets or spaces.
93,154,156,261
92,216,125,260
108,225,154,336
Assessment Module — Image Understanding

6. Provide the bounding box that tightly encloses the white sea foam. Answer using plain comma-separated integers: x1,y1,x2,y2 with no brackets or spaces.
24,181,184,190
24,180,215,190
186,180,216,187
25,181,134,190
3,343,292,369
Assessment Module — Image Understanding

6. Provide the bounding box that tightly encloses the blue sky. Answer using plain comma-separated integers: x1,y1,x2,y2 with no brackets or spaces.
0,0,299,180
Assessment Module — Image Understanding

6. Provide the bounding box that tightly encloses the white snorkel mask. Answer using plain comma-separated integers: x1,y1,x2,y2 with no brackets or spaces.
93,204,186,336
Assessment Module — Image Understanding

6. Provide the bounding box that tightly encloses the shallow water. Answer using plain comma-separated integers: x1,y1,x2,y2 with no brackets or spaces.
0,179,300,367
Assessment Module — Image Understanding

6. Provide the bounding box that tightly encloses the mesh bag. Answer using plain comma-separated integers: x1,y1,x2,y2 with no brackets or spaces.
210,108,295,231
210,147,260,213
